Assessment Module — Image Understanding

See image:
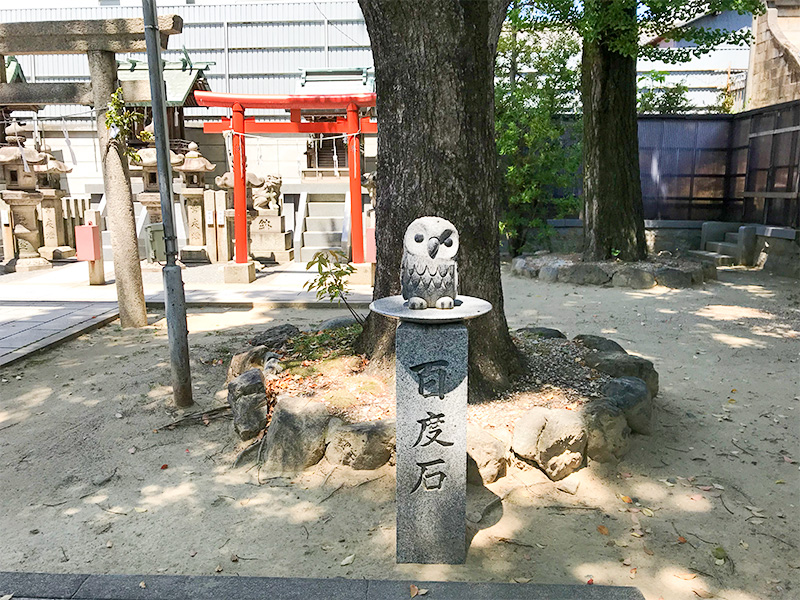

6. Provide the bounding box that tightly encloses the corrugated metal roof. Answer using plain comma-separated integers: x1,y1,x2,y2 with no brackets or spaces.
0,1,373,120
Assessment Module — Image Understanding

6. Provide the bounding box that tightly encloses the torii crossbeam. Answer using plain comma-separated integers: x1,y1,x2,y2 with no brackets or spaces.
194,91,377,265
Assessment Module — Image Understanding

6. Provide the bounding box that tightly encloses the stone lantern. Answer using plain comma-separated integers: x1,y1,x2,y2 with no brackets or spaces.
130,146,184,223
33,144,75,260
174,141,215,263
0,123,50,272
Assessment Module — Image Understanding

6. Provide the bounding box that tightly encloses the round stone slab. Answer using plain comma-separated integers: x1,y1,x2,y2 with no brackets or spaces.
370,295,492,323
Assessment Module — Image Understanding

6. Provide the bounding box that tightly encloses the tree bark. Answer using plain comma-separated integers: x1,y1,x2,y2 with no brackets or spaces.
87,50,147,328
357,0,521,401
581,16,647,262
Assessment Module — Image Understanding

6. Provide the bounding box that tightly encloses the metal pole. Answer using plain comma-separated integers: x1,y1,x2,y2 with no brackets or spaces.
142,0,193,408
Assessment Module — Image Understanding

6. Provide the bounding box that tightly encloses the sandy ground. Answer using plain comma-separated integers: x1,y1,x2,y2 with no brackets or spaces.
1,265,798,600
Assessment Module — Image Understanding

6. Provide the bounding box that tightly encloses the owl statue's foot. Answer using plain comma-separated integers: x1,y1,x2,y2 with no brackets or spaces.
435,296,454,310
407,297,428,310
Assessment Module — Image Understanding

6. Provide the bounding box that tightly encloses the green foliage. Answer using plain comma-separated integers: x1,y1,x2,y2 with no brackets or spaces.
285,324,362,363
495,8,582,256
638,71,693,114
530,0,766,63
303,250,365,326
105,87,152,162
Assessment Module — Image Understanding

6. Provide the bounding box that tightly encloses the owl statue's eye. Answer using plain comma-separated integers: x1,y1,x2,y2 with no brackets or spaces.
414,234,424,243
444,238,453,247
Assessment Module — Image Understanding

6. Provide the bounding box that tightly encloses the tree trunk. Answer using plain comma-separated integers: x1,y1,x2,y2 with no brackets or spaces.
581,18,647,262
357,0,521,401
87,50,147,328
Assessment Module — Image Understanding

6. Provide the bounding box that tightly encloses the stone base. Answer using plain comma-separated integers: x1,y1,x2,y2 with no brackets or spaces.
179,246,210,264
224,261,256,284
38,246,76,260
5,256,52,273
348,262,375,286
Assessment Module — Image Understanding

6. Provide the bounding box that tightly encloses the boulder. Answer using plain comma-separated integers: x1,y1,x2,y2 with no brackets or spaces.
654,267,693,288
324,418,395,470
573,334,626,354
511,256,539,278
262,396,332,473
612,267,655,289
318,315,359,330
227,346,282,382
512,407,587,481
558,264,611,286
538,265,560,282
601,376,653,435
249,323,300,350
584,352,659,397
516,326,566,339
583,403,630,462
466,425,508,485
227,369,270,440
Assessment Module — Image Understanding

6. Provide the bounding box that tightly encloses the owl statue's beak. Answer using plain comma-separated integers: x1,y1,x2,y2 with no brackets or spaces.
427,237,440,258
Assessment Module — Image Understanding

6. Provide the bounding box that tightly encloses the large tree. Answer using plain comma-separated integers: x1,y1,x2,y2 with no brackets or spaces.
357,0,522,401
533,0,765,261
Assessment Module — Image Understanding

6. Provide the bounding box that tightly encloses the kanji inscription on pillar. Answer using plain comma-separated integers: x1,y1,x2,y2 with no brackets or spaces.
396,321,467,564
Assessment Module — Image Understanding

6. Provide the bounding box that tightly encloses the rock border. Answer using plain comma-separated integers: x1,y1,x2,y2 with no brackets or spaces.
225,326,659,485
511,253,716,289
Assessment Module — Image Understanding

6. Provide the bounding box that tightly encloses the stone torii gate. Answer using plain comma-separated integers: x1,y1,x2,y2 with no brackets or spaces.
194,91,376,282
0,16,182,328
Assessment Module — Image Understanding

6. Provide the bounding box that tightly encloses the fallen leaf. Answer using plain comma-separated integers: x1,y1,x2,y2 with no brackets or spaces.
614,540,629,547
783,456,796,464
693,588,715,598
712,483,725,490
739,541,749,550
215,565,223,573
160,464,168,470
776,480,785,485
587,578,594,585
535,543,546,549
230,554,239,562
134,507,147,513
418,589,428,596
622,558,632,566
690,494,705,501
677,536,688,544
410,584,419,598
675,573,697,580
341,554,355,566
698,486,713,492
731,389,737,393
139,581,147,589
0,595,12,600
644,546,654,556
642,508,655,518
190,550,197,557
631,531,644,538
715,558,725,566
597,525,609,536
629,567,637,579
513,577,531,584
711,547,728,560
106,540,113,548
620,495,633,504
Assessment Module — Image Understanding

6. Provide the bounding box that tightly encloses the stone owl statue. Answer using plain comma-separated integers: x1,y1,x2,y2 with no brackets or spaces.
401,216,459,310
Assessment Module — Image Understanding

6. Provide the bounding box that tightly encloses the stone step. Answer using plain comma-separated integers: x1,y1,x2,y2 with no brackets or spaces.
686,249,736,266
307,193,345,203
300,246,344,262
724,231,740,243
705,241,739,258
303,230,342,247
305,216,344,232
306,201,345,217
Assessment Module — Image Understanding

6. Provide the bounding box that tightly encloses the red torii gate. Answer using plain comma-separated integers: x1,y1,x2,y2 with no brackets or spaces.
194,91,377,265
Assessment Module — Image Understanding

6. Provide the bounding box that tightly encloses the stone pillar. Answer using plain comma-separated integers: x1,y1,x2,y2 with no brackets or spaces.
38,191,75,260
0,198,15,263
179,189,209,263
2,190,50,272
370,295,492,565
396,321,468,563
87,49,146,328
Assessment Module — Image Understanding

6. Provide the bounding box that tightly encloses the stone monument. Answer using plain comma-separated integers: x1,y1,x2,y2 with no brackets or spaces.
174,141,215,263
370,216,491,564
249,174,293,264
0,122,50,272
34,143,75,260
